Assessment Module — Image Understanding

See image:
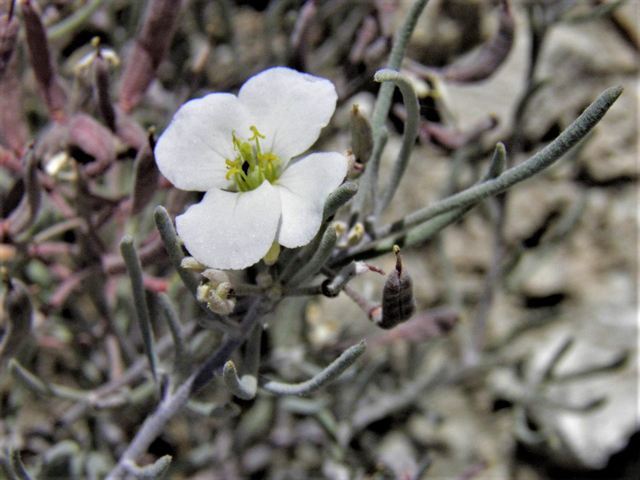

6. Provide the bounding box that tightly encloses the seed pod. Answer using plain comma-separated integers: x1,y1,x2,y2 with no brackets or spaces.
441,0,515,83
289,0,316,71
21,0,67,120
374,0,399,38
92,52,117,131
118,0,183,113
421,114,498,152
0,12,19,75
377,245,415,329
0,13,28,152
349,16,377,64
350,104,374,165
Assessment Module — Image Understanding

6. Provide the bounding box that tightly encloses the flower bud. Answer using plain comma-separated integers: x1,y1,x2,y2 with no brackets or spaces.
44,151,72,177
197,269,236,314
196,282,236,315
201,268,230,285
180,256,207,273
332,220,348,239
346,223,365,247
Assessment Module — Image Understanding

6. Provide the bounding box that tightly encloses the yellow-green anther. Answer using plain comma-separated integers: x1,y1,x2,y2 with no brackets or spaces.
225,126,283,192
248,126,265,154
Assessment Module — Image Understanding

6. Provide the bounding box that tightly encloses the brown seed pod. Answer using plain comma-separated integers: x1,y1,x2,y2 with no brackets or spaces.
0,13,28,152
349,16,378,64
376,245,415,329
92,53,117,132
118,0,183,113
0,11,19,75
21,0,67,121
441,0,515,83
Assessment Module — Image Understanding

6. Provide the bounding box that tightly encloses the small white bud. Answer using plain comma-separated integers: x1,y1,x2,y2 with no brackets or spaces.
196,283,212,304
206,294,236,315
215,281,233,298
332,221,348,239
346,223,364,247
181,256,207,273
45,151,72,177
202,268,230,286
197,270,236,314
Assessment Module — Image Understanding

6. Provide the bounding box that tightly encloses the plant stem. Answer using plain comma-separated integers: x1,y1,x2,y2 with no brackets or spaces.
373,86,622,240
260,341,366,396
374,69,421,216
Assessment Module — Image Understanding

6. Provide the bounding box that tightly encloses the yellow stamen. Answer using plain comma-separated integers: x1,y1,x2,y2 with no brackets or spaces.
248,126,265,141
225,127,282,192
248,126,265,156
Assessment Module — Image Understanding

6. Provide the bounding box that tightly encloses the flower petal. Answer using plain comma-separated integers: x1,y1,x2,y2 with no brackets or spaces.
275,152,347,248
238,67,337,164
155,93,252,191
176,182,282,270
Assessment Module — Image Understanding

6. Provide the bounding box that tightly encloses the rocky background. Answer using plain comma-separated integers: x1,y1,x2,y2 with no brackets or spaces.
0,0,637,479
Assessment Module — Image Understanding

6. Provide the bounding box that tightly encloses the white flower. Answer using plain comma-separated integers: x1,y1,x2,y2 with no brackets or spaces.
155,67,347,270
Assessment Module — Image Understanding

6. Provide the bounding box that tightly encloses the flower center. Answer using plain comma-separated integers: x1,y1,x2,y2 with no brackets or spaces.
225,126,281,192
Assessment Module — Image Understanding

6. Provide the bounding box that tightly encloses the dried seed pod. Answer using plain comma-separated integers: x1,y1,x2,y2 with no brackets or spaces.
118,0,183,113
21,0,67,120
420,114,498,152
441,0,515,83
0,13,28,152
92,52,117,131
377,245,415,329
289,0,316,71
0,11,19,74
349,16,378,64
374,0,399,38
